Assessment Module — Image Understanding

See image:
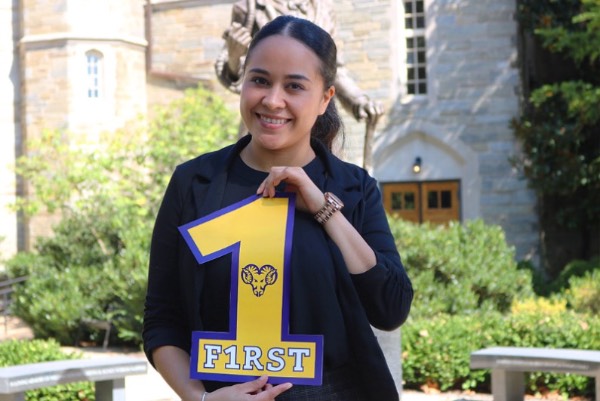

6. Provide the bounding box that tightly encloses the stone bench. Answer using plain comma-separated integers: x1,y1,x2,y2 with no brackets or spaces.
0,356,147,401
470,346,600,401
0,276,27,334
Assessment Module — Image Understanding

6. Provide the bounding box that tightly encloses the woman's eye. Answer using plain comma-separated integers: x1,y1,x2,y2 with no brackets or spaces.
288,83,304,90
251,77,269,85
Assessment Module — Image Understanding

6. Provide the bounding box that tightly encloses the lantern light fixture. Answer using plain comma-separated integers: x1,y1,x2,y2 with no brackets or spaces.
412,157,422,174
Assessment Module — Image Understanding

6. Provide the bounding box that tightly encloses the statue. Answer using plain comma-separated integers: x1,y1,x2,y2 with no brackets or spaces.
215,0,384,167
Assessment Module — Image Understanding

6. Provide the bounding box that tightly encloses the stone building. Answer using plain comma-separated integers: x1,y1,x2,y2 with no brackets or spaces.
1,0,538,262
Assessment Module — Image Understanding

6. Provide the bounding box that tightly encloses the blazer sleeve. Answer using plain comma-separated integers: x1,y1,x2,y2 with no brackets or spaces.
350,175,414,331
143,167,192,366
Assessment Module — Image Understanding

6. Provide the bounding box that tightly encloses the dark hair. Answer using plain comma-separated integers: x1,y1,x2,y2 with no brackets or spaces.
245,15,344,151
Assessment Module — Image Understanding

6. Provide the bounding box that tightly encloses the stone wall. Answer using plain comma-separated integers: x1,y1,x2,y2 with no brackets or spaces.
374,0,538,260
326,0,394,165
20,0,70,36
146,0,240,110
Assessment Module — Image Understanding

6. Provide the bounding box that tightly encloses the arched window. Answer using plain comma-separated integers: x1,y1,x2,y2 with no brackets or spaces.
85,50,103,99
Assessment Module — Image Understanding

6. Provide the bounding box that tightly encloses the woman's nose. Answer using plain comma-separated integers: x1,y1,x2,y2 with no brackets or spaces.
262,87,285,109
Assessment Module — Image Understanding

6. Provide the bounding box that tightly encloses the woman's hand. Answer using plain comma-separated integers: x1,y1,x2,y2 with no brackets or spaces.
205,376,292,401
257,166,325,214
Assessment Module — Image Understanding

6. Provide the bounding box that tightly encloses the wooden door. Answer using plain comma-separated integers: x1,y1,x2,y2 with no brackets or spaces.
421,181,460,225
382,183,420,223
382,181,460,225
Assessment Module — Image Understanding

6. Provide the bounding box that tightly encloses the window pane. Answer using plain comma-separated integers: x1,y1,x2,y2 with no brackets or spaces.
405,17,413,29
417,51,426,63
406,37,414,48
418,67,426,79
427,191,438,208
416,1,424,13
407,52,415,64
407,83,415,94
441,191,452,208
404,2,413,13
404,193,416,210
418,83,427,93
407,68,415,80
416,16,425,28
417,37,426,48
391,192,403,210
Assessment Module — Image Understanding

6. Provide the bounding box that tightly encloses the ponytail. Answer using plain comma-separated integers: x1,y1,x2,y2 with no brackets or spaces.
311,99,344,151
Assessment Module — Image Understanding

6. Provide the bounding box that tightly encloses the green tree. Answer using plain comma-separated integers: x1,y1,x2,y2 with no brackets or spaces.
8,86,237,345
513,0,600,275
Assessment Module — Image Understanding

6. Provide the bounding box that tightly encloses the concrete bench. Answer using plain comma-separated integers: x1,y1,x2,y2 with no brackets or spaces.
470,346,600,401
0,356,147,401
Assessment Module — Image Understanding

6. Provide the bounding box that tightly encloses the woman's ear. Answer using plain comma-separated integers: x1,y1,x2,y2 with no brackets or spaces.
320,85,336,115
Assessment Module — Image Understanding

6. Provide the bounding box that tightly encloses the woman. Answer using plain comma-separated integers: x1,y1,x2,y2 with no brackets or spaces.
143,15,413,401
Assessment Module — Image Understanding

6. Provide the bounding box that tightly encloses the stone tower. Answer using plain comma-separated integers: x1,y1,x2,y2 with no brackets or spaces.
16,0,147,246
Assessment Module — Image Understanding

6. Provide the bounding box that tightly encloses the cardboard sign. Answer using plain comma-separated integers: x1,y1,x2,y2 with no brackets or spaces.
179,194,324,385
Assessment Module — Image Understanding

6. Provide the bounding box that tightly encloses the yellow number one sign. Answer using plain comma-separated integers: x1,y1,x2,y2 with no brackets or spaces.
179,194,324,385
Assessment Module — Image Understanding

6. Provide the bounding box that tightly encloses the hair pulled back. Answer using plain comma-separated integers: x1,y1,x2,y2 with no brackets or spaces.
245,15,344,151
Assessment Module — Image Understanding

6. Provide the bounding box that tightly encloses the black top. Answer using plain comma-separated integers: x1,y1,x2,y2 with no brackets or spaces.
201,155,351,368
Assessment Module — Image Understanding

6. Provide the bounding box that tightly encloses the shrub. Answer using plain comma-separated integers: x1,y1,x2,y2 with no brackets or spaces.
0,339,94,401
550,258,600,293
389,218,534,318
564,268,600,315
510,296,567,315
402,310,599,396
8,85,237,346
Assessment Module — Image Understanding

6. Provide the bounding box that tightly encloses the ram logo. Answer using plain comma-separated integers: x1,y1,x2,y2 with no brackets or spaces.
241,264,278,297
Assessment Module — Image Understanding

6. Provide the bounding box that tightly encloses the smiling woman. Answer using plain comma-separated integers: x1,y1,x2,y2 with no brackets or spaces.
143,15,413,401
239,34,335,171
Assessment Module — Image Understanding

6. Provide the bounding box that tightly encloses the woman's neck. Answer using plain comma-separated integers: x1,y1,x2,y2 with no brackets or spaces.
240,140,316,172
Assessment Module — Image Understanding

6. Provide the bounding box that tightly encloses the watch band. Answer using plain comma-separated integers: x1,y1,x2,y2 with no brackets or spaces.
314,192,344,224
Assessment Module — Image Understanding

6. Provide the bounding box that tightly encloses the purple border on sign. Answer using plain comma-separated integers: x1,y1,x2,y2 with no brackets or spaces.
178,193,324,386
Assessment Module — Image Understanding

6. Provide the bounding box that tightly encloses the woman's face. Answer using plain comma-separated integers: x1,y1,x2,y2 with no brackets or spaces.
240,34,334,157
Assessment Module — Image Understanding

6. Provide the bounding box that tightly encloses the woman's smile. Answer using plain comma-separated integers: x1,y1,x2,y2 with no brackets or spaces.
257,113,291,128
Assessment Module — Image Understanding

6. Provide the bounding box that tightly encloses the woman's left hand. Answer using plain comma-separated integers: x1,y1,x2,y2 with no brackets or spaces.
257,166,324,214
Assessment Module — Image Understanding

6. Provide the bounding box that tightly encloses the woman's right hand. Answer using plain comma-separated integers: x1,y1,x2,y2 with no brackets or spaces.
205,376,292,401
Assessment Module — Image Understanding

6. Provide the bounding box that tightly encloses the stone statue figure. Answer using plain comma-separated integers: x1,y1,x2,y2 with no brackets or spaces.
215,0,384,126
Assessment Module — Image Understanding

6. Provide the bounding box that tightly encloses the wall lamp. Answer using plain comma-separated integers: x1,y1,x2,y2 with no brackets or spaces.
412,157,422,174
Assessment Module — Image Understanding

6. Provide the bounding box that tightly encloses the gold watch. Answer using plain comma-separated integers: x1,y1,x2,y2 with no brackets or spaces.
314,192,344,224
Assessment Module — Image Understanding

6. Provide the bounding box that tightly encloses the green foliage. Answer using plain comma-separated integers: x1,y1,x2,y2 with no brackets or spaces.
564,268,600,314
549,257,600,293
517,0,583,32
513,0,600,235
8,86,237,346
402,310,599,396
389,218,533,318
534,0,600,64
511,81,600,229
0,339,94,401
518,0,600,65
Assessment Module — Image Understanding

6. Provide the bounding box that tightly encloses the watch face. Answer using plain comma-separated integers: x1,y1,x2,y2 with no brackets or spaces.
326,192,344,208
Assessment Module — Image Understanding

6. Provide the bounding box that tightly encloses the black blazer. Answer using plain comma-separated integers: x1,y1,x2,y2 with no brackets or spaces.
143,135,413,400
